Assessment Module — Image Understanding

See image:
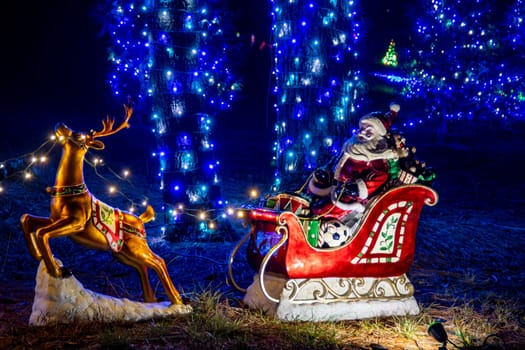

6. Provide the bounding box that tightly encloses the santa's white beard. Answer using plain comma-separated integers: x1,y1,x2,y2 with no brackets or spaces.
346,136,395,161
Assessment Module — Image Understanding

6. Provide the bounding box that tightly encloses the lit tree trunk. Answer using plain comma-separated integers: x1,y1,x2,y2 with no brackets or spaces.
106,0,238,239
269,0,364,190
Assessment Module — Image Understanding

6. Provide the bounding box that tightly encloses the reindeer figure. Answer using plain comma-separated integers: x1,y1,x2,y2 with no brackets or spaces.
20,105,183,305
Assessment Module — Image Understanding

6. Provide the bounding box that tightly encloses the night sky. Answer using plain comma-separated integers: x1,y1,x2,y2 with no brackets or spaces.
0,1,111,123
0,1,113,157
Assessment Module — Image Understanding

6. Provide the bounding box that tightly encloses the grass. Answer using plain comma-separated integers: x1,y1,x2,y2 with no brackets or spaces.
1,287,523,350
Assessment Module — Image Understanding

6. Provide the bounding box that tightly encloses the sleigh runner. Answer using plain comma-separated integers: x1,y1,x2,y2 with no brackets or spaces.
228,184,438,321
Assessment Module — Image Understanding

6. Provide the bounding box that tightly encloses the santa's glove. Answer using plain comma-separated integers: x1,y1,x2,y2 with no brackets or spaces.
312,168,333,189
334,182,360,203
395,146,410,159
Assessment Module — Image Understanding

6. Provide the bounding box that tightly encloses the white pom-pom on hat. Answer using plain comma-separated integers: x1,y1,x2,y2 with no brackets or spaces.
389,102,400,113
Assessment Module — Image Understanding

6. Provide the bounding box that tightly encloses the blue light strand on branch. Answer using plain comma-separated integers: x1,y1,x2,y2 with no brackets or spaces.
402,0,524,123
106,3,239,109
269,0,364,191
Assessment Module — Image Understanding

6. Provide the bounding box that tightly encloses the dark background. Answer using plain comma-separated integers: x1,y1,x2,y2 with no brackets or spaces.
1,4,524,347
0,2,111,125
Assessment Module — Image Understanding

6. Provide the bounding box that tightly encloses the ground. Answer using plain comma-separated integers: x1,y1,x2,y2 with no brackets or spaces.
1,121,524,348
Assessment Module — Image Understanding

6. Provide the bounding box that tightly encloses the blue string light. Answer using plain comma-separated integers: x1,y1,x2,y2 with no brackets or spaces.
106,1,242,233
402,0,524,124
269,0,364,190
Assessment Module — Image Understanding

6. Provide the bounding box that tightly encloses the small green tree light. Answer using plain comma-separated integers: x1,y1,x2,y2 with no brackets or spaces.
382,39,398,67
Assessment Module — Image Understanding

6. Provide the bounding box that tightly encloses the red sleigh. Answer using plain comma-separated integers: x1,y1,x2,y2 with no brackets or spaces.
228,184,438,321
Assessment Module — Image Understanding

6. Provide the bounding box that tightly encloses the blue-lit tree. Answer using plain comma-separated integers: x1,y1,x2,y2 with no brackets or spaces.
105,1,241,239
402,0,524,126
269,0,365,191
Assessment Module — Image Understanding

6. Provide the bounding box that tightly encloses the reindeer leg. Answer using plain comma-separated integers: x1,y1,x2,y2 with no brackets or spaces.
119,239,183,305
147,253,184,305
34,217,85,278
114,253,157,303
20,214,52,261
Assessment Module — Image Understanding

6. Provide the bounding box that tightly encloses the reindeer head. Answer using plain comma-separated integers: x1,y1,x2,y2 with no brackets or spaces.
54,104,133,152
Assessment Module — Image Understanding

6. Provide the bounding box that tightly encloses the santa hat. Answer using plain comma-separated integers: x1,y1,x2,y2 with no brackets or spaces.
359,102,400,136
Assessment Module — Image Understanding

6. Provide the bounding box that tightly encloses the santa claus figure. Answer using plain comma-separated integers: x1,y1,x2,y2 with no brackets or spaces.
308,103,401,225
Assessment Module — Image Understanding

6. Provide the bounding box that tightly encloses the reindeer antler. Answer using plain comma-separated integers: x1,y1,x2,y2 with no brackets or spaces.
92,103,133,138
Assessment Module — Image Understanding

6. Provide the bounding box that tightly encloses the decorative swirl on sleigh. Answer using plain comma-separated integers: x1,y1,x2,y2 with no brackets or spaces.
283,275,415,305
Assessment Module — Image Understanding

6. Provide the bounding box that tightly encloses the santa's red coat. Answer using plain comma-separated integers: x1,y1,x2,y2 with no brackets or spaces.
309,152,390,219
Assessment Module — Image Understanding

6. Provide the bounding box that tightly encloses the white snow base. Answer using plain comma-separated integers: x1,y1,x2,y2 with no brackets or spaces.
29,260,192,326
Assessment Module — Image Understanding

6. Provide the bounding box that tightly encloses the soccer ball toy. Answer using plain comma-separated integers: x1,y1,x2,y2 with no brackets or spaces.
320,220,351,248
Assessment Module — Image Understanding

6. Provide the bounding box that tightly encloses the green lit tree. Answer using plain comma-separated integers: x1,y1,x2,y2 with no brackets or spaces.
381,39,398,67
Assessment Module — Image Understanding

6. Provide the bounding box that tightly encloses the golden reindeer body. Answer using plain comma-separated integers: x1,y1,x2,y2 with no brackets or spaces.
20,105,183,305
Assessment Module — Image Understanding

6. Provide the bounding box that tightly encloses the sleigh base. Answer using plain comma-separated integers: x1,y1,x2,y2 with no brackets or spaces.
243,273,420,322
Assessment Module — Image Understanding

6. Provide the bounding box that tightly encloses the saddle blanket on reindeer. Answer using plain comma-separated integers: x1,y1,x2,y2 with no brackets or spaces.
91,198,145,252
